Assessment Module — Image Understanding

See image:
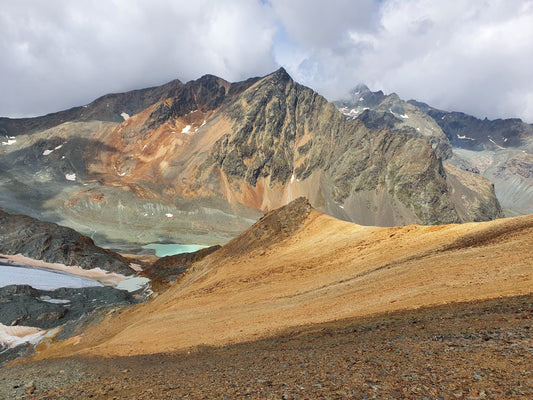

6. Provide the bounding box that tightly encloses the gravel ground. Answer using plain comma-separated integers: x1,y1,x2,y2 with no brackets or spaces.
1,294,531,399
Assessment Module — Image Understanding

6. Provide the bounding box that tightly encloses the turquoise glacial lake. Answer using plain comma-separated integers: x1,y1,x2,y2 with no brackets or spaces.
143,244,208,257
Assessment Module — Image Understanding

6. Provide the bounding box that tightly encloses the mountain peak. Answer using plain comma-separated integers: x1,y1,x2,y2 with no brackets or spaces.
266,67,293,83
219,197,313,256
353,83,371,94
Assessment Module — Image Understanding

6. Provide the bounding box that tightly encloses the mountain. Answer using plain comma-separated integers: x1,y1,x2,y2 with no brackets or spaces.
335,84,453,159
0,69,502,251
0,209,134,275
335,85,532,217
408,100,533,217
31,197,533,359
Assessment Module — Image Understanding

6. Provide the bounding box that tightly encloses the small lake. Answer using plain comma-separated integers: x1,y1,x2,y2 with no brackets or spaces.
143,243,207,257
0,264,103,291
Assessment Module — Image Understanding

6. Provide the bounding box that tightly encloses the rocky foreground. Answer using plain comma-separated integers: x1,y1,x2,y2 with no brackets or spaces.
1,199,531,398
1,294,531,399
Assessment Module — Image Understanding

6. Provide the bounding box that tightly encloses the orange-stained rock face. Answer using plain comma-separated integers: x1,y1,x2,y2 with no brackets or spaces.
32,199,533,359
74,68,502,227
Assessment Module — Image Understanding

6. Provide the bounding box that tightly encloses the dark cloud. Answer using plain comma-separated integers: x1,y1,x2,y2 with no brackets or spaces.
1,0,532,122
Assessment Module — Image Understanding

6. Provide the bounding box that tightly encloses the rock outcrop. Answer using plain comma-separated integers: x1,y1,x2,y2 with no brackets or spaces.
336,85,531,218
0,210,135,275
0,284,136,330
335,84,453,159
408,100,533,216
143,245,221,289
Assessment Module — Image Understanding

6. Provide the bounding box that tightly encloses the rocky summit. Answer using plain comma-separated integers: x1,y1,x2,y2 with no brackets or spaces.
0,69,503,251
336,85,533,218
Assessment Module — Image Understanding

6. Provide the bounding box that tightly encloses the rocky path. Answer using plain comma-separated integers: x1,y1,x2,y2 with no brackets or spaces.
1,294,531,399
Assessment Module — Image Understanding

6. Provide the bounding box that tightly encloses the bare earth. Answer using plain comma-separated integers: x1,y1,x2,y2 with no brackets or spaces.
2,203,532,398
33,209,533,359
1,294,531,399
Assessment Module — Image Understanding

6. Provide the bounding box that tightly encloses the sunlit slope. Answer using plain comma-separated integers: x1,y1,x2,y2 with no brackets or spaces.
37,199,533,359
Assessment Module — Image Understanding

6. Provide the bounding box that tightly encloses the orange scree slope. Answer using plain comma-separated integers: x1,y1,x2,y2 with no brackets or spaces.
35,199,533,359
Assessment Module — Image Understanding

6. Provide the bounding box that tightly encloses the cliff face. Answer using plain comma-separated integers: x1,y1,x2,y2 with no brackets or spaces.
336,85,453,160
408,100,533,217
168,68,498,225
0,69,503,248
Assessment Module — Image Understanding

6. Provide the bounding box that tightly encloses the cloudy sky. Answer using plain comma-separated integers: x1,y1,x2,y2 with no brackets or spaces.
1,0,533,122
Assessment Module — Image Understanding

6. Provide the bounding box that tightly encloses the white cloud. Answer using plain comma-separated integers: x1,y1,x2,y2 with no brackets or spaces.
278,0,533,122
1,0,533,122
0,0,277,117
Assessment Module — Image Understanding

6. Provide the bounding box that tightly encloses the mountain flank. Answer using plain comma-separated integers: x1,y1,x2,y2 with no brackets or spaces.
336,85,533,217
31,198,532,359
3,293,530,399
0,209,134,275
0,69,503,251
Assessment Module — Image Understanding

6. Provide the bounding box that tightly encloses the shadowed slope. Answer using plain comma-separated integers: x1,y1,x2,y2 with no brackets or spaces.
33,200,532,359
0,209,134,275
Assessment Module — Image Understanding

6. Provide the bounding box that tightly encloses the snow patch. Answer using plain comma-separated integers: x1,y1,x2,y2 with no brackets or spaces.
129,263,143,272
201,120,206,127
339,205,344,209
489,138,505,149
65,173,76,181
0,254,139,288
43,144,64,156
0,323,46,352
389,108,408,119
115,276,150,292
165,213,174,218
457,134,476,141
290,173,295,184
1,139,16,146
181,125,192,134
120,112,130,121
39,296,71,304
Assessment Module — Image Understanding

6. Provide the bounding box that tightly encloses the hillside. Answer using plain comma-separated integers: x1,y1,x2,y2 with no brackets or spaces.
33,198,532,359
0,209,134,275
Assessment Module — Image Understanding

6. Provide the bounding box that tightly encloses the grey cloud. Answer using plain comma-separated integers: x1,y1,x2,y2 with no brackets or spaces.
2,0,533,123
0,0,277,117
269,0,379,48
280,0,533,122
